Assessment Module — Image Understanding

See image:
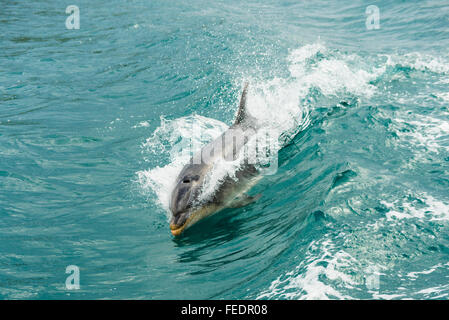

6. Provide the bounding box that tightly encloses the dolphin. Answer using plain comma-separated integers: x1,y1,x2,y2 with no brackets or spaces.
169,83,265,236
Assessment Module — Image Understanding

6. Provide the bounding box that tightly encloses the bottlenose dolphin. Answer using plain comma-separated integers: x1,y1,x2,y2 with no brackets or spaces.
169,83,265,236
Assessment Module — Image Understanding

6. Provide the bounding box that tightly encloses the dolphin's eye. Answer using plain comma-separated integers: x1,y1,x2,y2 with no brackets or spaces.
182,175,199,184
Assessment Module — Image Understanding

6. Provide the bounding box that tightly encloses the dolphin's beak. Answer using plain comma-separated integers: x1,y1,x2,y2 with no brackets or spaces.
169,206,215,236
170,222,187,236
169,211,190,236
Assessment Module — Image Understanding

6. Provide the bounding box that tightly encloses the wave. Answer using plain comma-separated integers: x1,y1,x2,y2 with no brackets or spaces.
136,43,449,300
137,42,387,214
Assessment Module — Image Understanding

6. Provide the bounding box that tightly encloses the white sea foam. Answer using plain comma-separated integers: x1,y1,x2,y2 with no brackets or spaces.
392,113,449,158
381,53,449,165
132,121,150,128
257,238,361,300
385,52,449,74
436,77,449,84
435,92,449,103
382,192,449,222
415,286,449,299
371,293,406,300
257,187,449,300
407,264,443,279
287,43,382,98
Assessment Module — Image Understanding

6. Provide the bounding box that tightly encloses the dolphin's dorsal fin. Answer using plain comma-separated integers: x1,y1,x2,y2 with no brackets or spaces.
234,82,250,126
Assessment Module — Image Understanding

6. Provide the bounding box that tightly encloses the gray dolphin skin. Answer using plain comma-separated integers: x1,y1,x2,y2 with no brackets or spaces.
169,83,263,236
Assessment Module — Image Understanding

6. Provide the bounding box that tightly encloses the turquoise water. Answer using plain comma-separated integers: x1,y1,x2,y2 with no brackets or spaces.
1,0,449,299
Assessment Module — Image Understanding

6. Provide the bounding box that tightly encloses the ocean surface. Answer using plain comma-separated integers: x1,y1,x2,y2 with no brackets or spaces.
1,0,449,299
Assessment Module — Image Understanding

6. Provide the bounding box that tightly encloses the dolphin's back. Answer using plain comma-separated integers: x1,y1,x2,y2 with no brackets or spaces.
196,83,260,204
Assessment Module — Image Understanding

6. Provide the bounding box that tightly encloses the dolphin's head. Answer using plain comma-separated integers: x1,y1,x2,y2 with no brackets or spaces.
169,163,213,236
